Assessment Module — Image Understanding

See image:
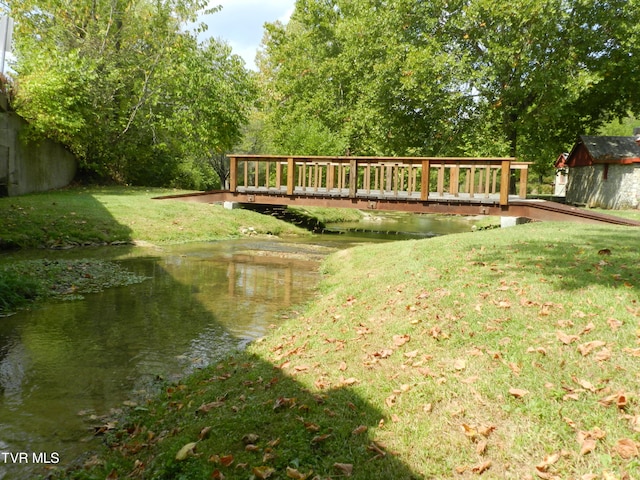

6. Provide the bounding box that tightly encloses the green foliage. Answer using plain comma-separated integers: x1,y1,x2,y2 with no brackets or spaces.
10,0,255,187
259,0,640,175
597,115,640,137
0,269,41,314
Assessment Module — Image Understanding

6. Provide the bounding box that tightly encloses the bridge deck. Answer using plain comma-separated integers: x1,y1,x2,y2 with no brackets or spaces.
159,155,640,226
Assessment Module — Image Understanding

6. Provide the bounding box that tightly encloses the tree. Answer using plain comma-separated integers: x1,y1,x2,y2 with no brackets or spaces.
8,0,255,186
259,0,640,174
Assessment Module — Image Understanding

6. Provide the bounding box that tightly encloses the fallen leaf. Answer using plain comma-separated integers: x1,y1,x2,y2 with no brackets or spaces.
311,433,332,443
509,388,529,399
242,433,260,444
607,318,623,331
286,467,312,479
579,438,596,456
471,460,492,474
577,341,606,356
197,401,224,414
581,322,596,334
476,438,488,455
175,442,198,461
573,377,596,393
252,466,275,479
211,470,225,480
219,454,234,467
341,377,359,386
352,425,368,435
333,463,353,476
527,346,547,355
615,438,639,459
198,426,212,440
393,334,411,346
590,345,609,359
557,331,580,345
536,452,560,472
304,422,320,432
454,359,467,371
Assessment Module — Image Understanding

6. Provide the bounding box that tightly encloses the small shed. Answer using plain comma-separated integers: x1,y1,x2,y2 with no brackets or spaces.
556,135,640,209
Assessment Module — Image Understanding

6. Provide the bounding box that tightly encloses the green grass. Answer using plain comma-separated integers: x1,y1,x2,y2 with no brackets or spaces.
287,206,365,224
0,186,309,249
55,221,640,480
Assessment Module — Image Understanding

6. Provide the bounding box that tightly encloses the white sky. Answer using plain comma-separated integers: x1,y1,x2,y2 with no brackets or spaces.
200,0,295,70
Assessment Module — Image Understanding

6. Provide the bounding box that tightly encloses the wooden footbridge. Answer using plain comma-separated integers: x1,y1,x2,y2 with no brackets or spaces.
162,155,640,226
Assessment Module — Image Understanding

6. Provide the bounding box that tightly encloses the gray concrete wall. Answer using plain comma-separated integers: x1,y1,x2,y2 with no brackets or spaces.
566,164,640,209
0,102,77,197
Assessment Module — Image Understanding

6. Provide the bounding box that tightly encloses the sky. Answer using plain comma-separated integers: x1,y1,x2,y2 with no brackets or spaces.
200,0,296,70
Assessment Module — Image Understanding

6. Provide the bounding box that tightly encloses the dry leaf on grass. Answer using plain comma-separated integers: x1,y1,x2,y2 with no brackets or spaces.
333,463,353,476
252,466,275,479
175,442,198,461
509,388,529,398
557,331,580,345
472,460,492,474
615,438,639,459
286,467,313,479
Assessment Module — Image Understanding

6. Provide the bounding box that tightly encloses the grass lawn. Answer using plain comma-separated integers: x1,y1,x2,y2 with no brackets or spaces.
0,186,308,249
57,220,640,480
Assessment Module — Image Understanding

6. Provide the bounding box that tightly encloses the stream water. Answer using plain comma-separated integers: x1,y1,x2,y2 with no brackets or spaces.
0,213,483,479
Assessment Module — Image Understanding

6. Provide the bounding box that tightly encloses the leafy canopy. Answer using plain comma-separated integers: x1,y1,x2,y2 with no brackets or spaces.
259,0,640,174
8,0,256,187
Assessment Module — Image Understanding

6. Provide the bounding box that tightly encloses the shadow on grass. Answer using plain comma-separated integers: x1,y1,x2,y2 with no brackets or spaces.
473,226,640,293
0,188,134,250
96,351,420,480
2,242,421,480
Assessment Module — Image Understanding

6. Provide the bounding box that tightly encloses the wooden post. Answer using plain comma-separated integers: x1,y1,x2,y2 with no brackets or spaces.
437,163,445,197
265,161,270,189
254,160,259,188
421,160,430,201
450,162,460,197
229,156,237,192
276,161,282,190
287,157,294,196
500,160,510,206
484,166,491,197
519,165,528,198
327,163,335,190
349,159,357,198
469,165,476,198
365,163,371,194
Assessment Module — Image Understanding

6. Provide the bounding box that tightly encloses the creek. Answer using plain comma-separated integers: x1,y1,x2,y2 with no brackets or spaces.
0,213,485,479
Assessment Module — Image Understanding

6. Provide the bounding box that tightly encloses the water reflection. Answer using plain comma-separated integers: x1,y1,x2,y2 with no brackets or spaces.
0,240,326,479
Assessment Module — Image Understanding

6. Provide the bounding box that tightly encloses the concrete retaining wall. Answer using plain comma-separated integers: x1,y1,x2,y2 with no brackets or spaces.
0,100,77,196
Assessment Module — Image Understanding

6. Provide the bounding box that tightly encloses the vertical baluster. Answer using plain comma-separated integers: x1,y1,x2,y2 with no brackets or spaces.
421,160,430,201
287,157,294,195
469,165,476,198
437,163,445,197
484,165,491,198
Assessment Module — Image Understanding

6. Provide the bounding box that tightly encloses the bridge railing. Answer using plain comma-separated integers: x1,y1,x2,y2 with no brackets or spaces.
227,155,528,206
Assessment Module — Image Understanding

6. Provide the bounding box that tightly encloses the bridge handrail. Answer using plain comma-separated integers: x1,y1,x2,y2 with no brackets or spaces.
227,155,527,206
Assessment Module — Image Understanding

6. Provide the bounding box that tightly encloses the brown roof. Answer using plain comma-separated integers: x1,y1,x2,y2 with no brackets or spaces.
565,136,640,167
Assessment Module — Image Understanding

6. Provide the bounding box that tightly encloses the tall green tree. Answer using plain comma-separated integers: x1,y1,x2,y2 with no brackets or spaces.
259,0,640,173
8,0,255,186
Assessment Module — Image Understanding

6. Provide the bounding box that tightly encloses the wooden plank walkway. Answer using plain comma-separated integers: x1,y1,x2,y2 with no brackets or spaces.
157,155,640,226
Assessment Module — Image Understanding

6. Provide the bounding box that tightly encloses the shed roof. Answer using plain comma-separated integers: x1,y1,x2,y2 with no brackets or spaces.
564,136,640,167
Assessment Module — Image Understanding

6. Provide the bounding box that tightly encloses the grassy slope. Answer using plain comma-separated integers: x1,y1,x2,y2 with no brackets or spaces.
0,186,308,249
61,221,640,480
